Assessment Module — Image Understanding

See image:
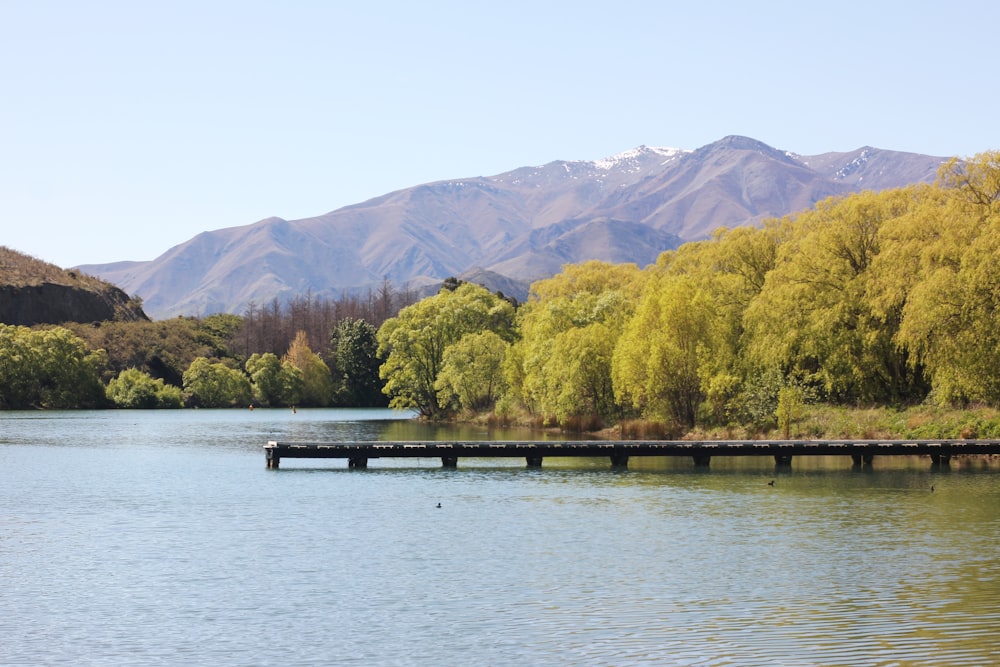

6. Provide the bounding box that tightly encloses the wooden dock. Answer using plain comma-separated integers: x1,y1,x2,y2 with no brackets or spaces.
264,439,1000,469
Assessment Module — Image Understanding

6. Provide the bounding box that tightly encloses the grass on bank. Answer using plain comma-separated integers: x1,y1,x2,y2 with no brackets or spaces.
466,404,1000,441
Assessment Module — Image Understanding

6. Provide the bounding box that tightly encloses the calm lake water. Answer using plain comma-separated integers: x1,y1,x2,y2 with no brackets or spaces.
2,409,1000,666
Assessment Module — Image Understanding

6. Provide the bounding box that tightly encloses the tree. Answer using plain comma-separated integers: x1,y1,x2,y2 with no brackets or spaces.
245,352,302,407
876,153,1000,404
182,357,252,408
743,189,926,404
329,318,385,407
378,283,516,417
543,323,617,423
284,331,334,406
507,261,643,423
435,331,509,412
646,225,783,424
0,324,38,409
106,368,183,408
0,325,106,409
613,273,719,427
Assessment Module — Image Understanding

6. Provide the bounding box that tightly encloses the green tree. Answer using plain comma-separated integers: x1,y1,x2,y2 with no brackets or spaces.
0,324,38,409
507,261,643,423
613,273,719,427
435,330,509,412
876,152,1000,404
743,188,926,404
0,325,106,409
106,368,183,408
647,225,783,425
378,283,516,417
182,357,252,408
245,352,300,407
544,322,617,423
329,318,385,407
36,327,108,408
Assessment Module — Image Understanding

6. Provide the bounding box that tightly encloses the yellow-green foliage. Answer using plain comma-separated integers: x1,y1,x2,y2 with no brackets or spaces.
378,283,516,417
507,261,642,423
283,331,334,407
0,324,107,409
376,151,1000,429
435,330,509,412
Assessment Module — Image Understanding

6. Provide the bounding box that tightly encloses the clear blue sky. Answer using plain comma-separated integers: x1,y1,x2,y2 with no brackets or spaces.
2,1,997,268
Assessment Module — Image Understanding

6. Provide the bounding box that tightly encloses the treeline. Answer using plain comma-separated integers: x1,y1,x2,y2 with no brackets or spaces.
0,283,418,409
5,151,999,432
376,151,1000,433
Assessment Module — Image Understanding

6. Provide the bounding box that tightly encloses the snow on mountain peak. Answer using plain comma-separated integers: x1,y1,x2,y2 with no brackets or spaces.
592,145,689,170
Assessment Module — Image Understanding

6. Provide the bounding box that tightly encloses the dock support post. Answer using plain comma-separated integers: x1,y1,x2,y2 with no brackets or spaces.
692,454,711,467
525,456,543,468
441,456,458,468
774,454,793,467
266,452,280,469
930,454,951,467
348,457,368,469
610,453,629,469
851,454,874,468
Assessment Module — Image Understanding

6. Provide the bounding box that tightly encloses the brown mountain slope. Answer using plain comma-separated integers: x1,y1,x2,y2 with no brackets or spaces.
0,246,148,325
79,136,948,319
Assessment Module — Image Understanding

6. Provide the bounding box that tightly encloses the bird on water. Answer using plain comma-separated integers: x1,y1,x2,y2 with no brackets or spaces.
767,480,775,487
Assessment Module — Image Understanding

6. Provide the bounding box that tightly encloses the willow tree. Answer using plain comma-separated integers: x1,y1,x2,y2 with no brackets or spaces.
377,283,515,417
245,352,303,407
743,188,927,404
0,325,107,409
662,225,784,422
875,152,1000,404
434,330,509,412
106,368,184,408
613,272,720,427
182,357,252,408
506,261,643,424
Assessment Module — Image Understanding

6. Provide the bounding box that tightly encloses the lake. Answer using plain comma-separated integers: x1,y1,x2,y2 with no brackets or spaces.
2,408,999,666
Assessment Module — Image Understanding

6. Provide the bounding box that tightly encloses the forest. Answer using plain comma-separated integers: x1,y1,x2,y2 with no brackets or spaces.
0,284,417,410
3,151,999,438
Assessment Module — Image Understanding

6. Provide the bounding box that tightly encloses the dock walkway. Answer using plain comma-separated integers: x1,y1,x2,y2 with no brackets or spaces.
264,439,1000,469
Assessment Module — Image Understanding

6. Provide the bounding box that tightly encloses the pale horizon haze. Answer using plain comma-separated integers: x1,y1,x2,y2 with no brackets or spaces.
2,1,997,268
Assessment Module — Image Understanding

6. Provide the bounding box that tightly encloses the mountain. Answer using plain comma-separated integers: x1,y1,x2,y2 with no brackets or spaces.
0,246,148,326
79,136,948,319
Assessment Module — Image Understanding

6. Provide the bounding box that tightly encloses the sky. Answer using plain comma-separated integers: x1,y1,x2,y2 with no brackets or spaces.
2,1,998,268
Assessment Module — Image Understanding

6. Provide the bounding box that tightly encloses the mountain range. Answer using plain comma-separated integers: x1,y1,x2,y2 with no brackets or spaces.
79,135,949,319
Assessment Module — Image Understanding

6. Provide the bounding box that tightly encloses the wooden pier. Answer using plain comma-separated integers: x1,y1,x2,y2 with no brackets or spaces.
264,439,1000,469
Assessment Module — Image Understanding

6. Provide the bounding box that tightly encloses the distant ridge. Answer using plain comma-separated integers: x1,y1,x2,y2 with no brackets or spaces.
78,136,949,318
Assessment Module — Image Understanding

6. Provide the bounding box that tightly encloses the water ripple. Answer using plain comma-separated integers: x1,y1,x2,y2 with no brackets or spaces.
3,411,1000,665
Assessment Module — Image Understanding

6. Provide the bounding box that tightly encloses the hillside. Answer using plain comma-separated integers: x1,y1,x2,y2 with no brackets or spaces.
0,246,148,326
78,136,949,319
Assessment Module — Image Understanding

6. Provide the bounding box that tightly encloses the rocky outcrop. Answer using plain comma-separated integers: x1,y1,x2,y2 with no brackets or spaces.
0,282,148,326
